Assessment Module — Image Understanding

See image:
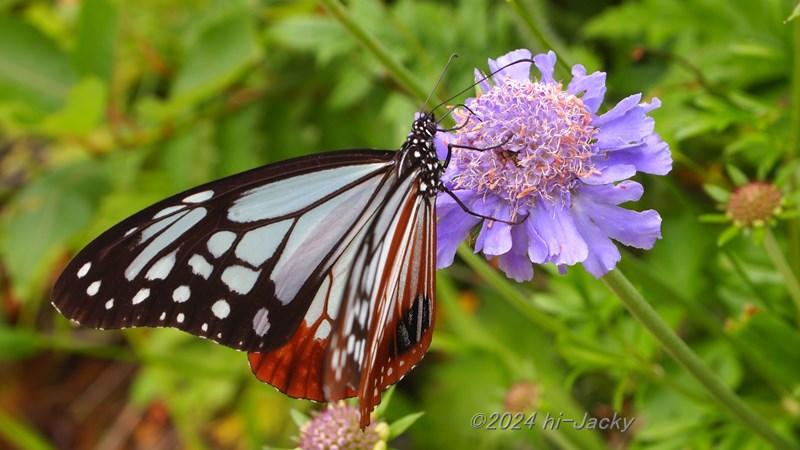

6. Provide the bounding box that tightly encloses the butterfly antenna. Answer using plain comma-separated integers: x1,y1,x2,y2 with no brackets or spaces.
422,53,459,113
430,58,536,114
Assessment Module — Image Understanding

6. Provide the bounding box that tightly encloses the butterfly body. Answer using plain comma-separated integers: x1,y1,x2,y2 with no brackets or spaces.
52,113,442,427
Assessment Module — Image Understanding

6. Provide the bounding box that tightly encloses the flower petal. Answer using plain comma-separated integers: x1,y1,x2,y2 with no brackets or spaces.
598,134,672,176
570,210,621,278
488,49,533,85
529,201,588,265
533,50,557,84
594,94,658,149
475,203,512,255
474,68,491,92
524,217,549,263
566,65,606,114
436,191,481,269
582,161,637,185
497,224,534,281
574,184,663,249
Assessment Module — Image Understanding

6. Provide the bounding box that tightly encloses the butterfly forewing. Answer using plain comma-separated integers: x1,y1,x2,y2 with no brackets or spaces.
52,150,396,352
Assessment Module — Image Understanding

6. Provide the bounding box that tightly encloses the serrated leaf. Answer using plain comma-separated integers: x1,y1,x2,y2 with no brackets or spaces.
388,411,424,439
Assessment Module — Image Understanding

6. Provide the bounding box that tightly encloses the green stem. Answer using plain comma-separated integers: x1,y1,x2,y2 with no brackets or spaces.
603,269,799,450
506,0,572,76
763,228,800,327
317,0,428,102
789,2,800,272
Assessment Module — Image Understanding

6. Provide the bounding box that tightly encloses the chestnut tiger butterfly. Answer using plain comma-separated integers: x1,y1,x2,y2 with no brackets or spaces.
50,56,525,428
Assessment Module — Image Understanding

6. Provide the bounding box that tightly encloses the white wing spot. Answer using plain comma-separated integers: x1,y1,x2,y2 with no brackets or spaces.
236,220,292,266
177,313,185,323
172,285,191,303
132,288,150,305
86,280,101,296
77,262,91,278
128,208,206,279
105,298,114,310
347,334,355,354
358,299,369,326
221,265,261,295
313,320,331,340
183,190,214,203
153,204,186,219
207,231,236,258
160,312,166,321
188,254,213,279
252,307,270,336
145,250,177,280
228,163,386,223
217,332,222,339
212,299,230,319
201,323,208,332
124,227,137,237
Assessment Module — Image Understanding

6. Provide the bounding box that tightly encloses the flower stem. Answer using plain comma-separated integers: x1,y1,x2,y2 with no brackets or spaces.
789,6,800,271
602,269,799,450
317,0,428,102
506,0,572,76
763,228,800,327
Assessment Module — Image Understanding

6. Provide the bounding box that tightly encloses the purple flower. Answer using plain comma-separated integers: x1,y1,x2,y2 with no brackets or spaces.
298,403,386,450
435,49,671,281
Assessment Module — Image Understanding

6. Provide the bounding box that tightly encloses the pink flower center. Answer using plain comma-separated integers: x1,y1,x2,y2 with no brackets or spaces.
446,79,598,216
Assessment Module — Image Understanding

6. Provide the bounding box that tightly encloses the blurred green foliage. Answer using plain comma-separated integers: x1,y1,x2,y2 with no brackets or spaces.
1,0,799,449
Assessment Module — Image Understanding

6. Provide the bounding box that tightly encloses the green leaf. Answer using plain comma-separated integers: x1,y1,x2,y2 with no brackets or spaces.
785,2,800,23
0,410,55,450
698,213,730,223
171,12,259,109
0,17,76,117
728,311,800,387
214,104,262,178
0,326,41,360
718,225,741,246
725,164,749,186
73,0,118,82
268,17,354,64
388,411,425,439
41,77,107,135
1,162,108,300
703,184,730,203
288,409,309,428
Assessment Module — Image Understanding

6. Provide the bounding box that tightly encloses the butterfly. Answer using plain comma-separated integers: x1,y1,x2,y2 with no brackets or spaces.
51,110,446,428
50,54,531,428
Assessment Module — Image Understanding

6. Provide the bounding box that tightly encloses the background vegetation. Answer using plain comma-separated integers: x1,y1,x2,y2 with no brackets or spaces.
1,0,799,449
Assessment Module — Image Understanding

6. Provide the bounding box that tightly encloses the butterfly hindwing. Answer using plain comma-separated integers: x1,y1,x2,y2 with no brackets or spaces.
51,150,397,352
329,176,436,426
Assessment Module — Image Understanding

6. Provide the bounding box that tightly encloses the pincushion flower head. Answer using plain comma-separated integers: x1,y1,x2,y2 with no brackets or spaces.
435,49,672,281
